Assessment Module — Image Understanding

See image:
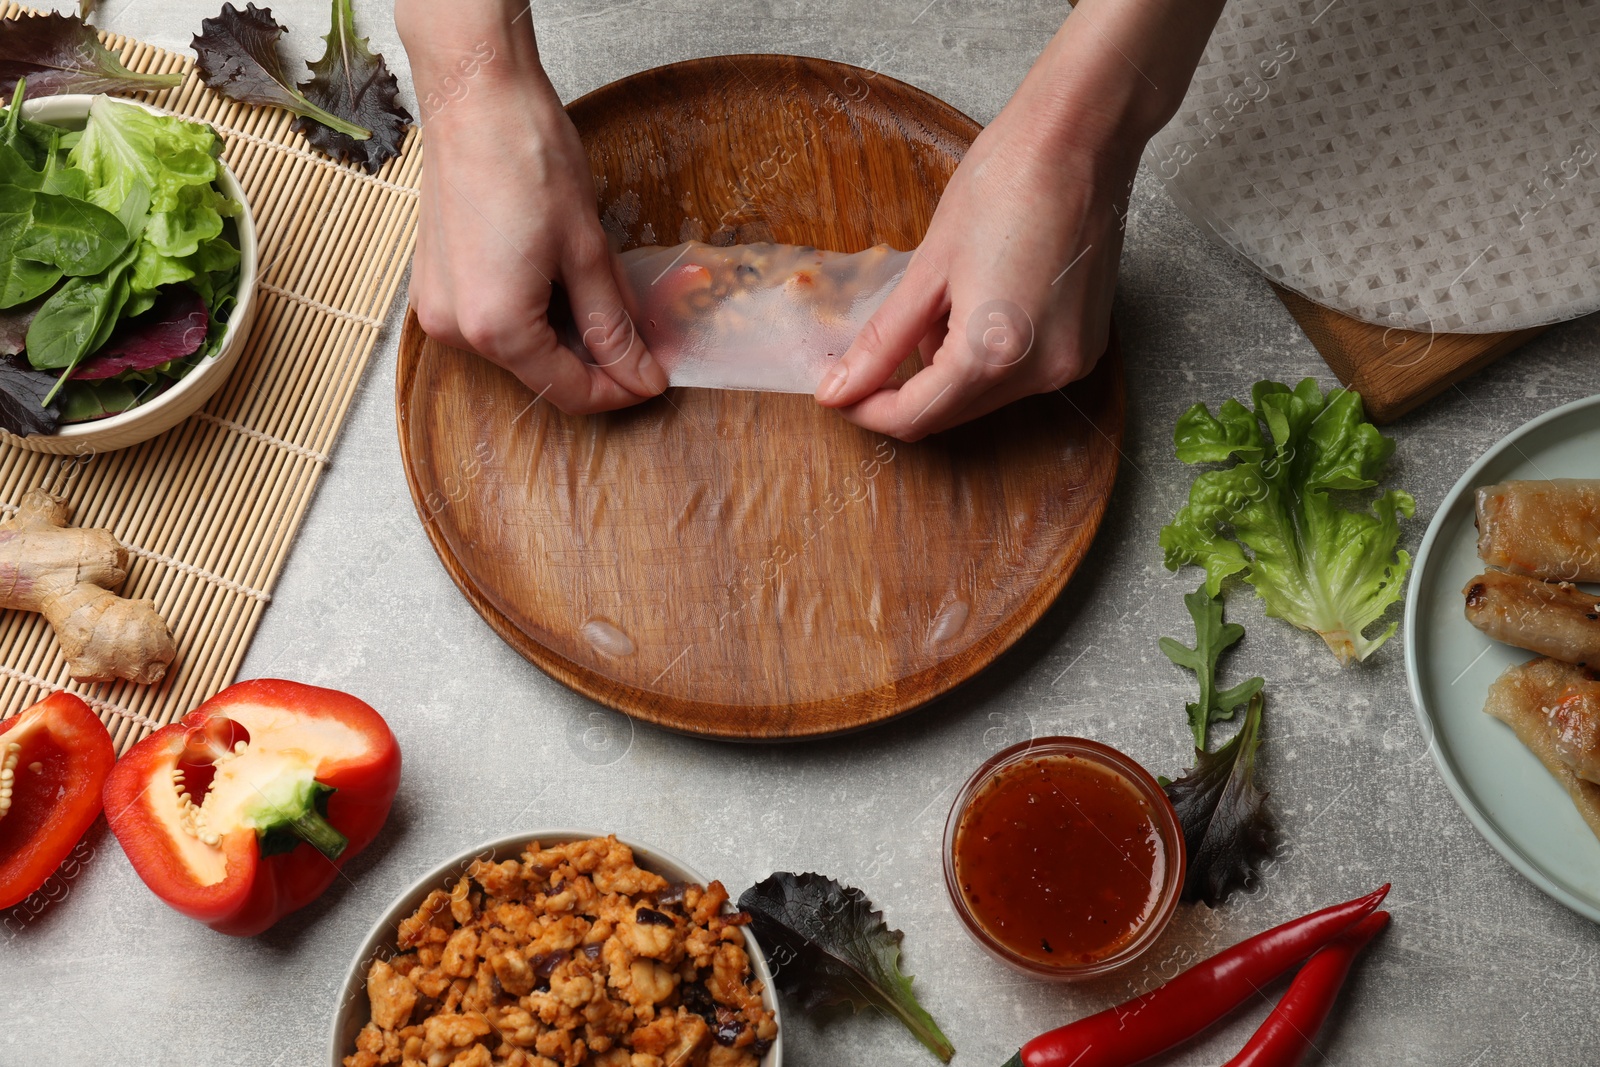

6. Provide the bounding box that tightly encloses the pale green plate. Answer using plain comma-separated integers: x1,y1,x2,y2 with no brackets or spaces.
1406,393,1600,923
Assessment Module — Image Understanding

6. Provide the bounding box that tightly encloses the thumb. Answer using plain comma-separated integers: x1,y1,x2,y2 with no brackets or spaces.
563,241,668,397
815,252,948,408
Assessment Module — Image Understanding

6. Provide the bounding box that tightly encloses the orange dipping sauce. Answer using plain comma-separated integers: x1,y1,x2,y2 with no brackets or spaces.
944,738,1184,978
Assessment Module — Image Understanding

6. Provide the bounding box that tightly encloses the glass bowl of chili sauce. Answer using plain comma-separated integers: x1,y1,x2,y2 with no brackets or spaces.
943,737,1185,979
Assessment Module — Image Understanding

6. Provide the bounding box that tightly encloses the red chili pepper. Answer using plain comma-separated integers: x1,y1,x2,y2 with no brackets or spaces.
103,679,400,936
1222,910,1389,1066
0,692,114,908
1009,884,1390,1067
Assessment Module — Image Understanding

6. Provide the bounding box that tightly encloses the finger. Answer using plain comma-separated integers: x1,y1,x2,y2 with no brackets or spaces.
844,317,1114,438
815,252,948,407
472,313,643,416
834,335,989,441
563,240,668,397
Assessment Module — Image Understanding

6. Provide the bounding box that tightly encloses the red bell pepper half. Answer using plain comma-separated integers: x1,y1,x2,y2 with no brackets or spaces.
104,679,400,936
0,692,115,909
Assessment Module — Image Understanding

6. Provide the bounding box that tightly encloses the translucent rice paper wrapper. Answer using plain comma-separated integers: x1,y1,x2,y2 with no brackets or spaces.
574,242,912,394
1145,0,1600,333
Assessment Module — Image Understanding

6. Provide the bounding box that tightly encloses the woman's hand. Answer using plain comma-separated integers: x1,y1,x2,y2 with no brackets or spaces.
814,118,1132,440
397,1,666,413
815,0,1224,440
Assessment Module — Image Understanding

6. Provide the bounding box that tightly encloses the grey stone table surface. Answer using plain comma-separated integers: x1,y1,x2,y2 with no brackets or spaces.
8,2,1600,1065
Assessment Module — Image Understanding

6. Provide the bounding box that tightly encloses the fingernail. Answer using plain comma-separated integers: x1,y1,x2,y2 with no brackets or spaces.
638,351,668,394
817,362,849,403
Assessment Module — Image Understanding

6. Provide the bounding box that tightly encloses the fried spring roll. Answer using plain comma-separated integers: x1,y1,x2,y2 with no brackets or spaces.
1463,570,1600,667
1484,657,1600,841
1476,479,1600,581
1551,682,1600,783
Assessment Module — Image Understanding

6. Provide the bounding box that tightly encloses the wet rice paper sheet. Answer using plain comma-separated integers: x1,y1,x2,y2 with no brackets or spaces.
577,242,912,394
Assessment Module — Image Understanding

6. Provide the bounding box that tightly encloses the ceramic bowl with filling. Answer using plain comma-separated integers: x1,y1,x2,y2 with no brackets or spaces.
330,829,784,1067
9,94,257,455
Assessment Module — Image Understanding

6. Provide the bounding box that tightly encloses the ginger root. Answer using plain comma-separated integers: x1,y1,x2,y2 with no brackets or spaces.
0,489,176,685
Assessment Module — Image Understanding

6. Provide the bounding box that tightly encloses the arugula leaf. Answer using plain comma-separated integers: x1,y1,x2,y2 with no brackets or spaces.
1159,586,1264,750
1159,378,1415,665
739,872,954,1063
295,0,411,175
1164,692,1275,905
0,12,183,98
192,4,372,143
0,354,60,434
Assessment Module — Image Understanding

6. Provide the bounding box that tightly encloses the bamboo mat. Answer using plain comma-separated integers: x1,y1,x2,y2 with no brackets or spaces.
0,5,421,753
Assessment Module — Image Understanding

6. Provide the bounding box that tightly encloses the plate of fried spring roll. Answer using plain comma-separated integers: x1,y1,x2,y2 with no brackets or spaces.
1407,394,1600,921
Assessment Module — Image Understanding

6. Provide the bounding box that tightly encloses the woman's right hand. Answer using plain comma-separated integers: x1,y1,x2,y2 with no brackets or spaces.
397,1,666,412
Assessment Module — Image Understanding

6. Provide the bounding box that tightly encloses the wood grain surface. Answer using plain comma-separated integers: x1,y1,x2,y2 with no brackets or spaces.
397,55,1125,739
1273,285,1556,423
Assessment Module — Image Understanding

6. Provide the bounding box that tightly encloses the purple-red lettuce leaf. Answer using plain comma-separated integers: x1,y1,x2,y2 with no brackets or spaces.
1164,692,1276,905
738,872,954,1063
192,4,370,143
71,286,206,379
0,354,60,435
294,0,410,174
0,13,183,98
0,295,44,356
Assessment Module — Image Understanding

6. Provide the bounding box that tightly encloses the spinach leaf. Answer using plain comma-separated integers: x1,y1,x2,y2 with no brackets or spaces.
0,185,62,308
0,79,62,169
0,141,41,191
25,232,137,398
14,190,128,275
58,375,150,423
739,872,954,1063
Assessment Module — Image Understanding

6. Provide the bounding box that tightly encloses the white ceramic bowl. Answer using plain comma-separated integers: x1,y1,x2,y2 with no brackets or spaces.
329,829,784,1066
7,94,257,455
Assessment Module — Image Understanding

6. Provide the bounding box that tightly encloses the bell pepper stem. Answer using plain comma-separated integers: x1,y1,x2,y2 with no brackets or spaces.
289,807,348,860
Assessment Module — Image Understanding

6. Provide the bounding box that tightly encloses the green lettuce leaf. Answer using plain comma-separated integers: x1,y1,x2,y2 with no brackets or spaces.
739,872,954,1063
69,95,236,300
1159,378,1415,664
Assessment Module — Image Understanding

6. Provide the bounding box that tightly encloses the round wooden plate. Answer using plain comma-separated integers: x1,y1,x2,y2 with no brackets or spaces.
397,55,1125,740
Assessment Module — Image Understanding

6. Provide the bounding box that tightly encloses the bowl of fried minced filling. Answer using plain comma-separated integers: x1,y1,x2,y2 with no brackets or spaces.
332,832,781,1067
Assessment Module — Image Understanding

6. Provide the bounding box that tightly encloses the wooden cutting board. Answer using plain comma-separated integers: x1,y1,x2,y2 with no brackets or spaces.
1272,285,1555,423
396,56,1125,740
